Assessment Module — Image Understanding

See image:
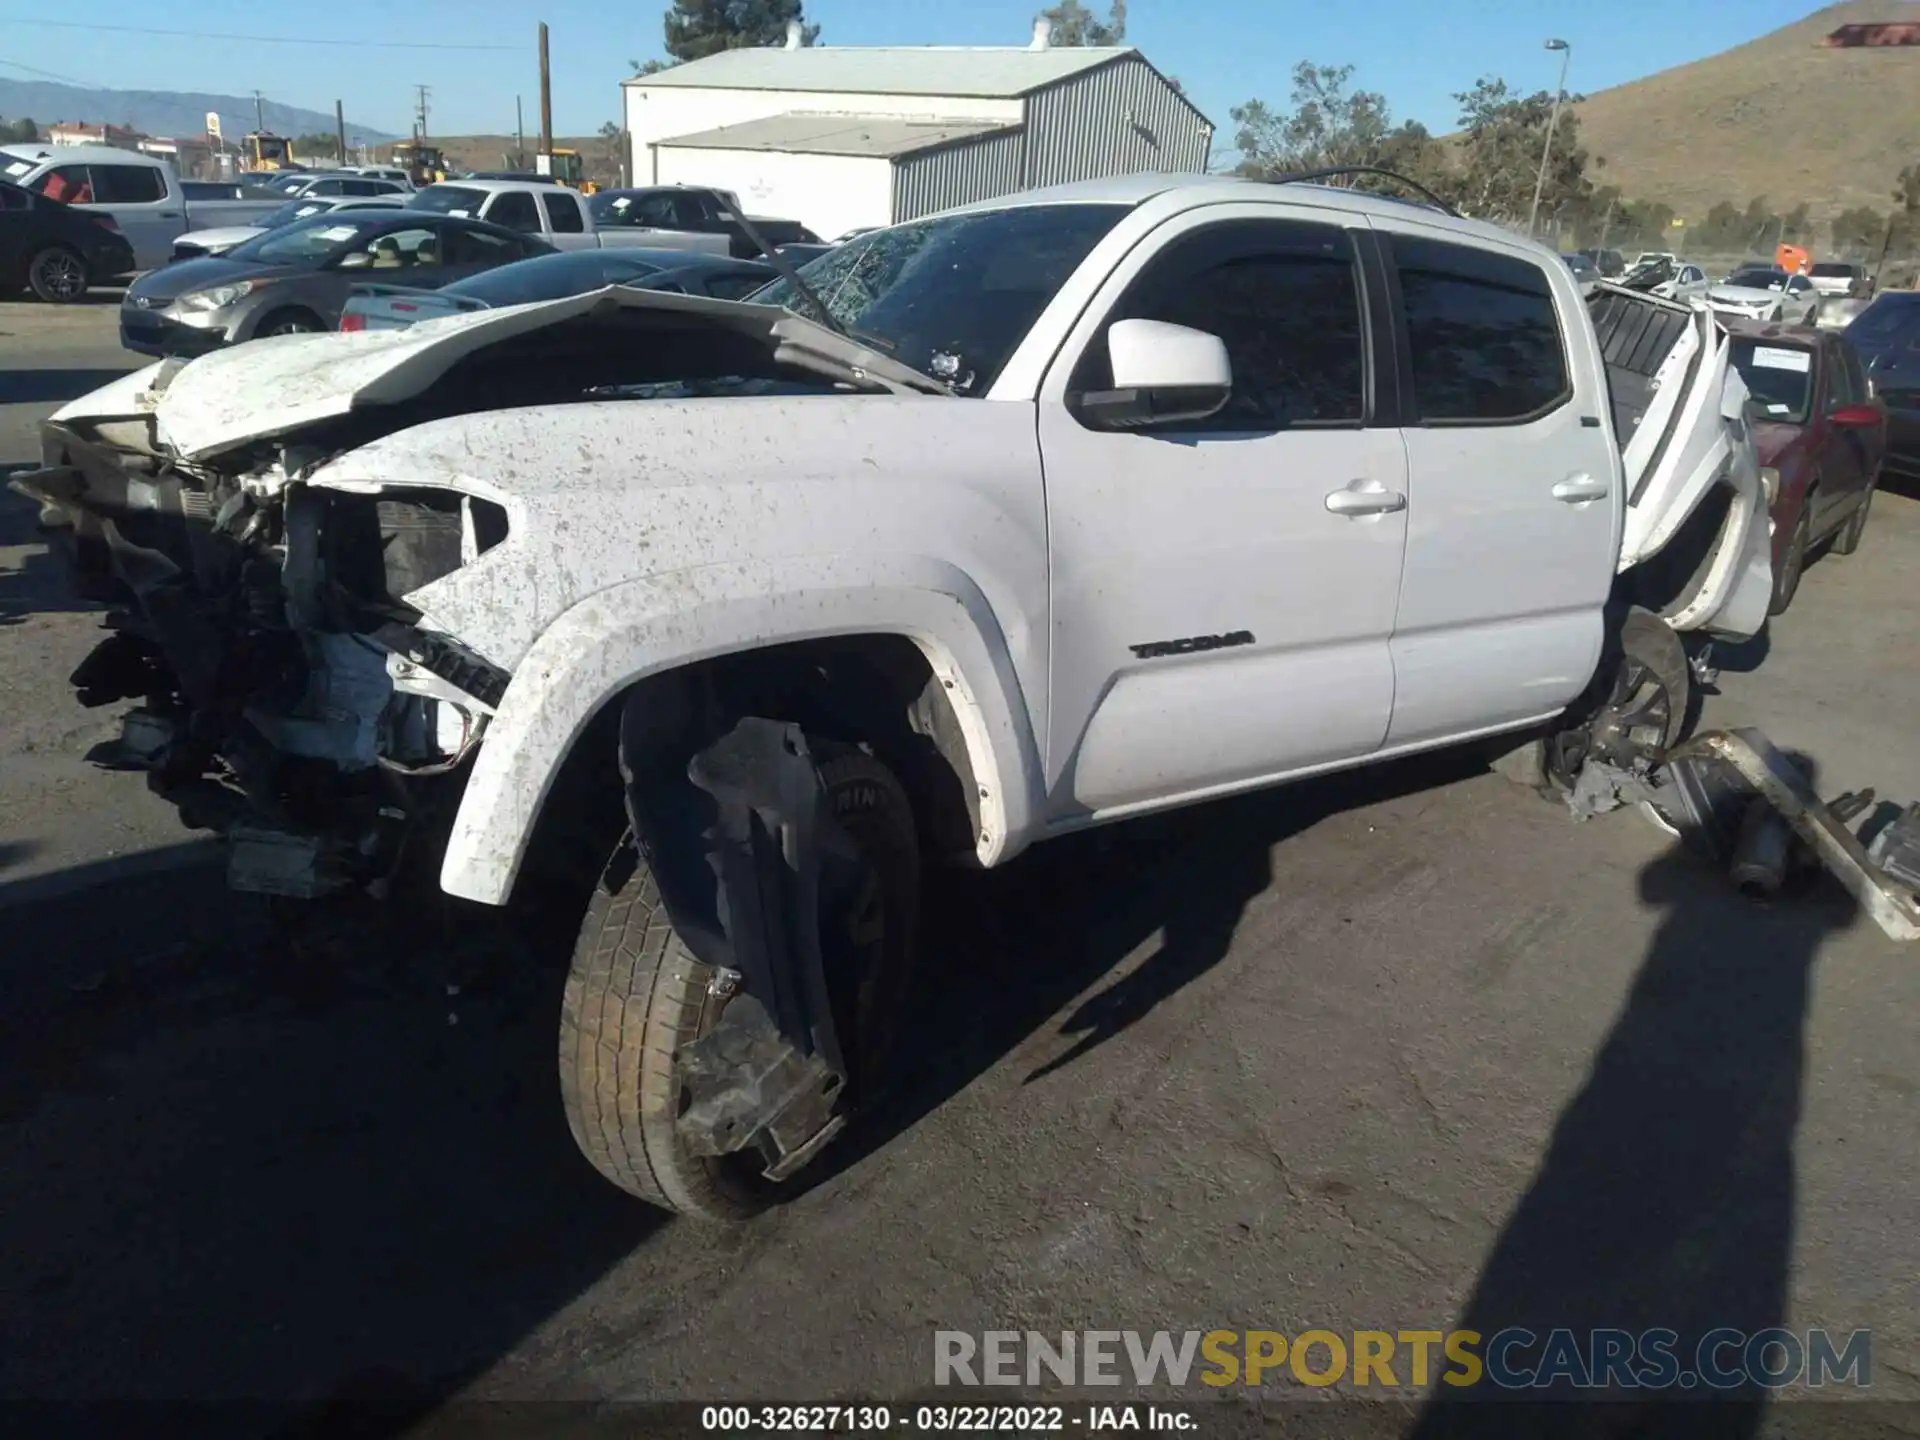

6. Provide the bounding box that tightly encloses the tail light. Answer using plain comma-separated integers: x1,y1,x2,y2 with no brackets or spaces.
391,302,417,312
338,312,365,332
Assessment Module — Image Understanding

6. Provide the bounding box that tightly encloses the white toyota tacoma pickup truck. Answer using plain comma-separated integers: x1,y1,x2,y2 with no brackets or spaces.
18,173,1770,1220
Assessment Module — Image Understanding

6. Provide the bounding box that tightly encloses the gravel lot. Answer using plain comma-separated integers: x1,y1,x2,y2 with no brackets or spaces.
3,298,1918,1429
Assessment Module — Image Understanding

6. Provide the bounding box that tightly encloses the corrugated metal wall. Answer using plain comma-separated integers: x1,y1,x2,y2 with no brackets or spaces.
892,128,1025,222
891,54,1210,221
1022,55,1211,189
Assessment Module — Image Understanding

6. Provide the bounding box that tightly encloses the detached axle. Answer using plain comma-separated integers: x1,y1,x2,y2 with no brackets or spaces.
1653,728,1920,942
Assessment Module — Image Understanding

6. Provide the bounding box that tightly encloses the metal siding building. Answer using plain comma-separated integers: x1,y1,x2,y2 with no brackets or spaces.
625,26,1211,236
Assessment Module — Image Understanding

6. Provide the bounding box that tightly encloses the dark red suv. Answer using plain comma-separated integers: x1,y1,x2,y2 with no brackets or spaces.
1725,320,1886,614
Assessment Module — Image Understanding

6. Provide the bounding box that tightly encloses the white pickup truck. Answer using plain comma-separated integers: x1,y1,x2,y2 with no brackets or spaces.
405,178,731,255
21,172,1770,1222
0,145,283,271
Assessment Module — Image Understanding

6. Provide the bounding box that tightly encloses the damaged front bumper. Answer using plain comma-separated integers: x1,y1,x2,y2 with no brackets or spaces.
14,414,512,899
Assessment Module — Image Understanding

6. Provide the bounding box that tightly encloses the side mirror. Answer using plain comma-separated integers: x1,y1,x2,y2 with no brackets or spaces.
1073,318,1233,430
1828,403,1881,428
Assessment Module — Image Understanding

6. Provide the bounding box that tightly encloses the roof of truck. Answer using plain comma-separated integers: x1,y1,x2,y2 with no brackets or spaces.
937,171,1540,251
1,143,163,168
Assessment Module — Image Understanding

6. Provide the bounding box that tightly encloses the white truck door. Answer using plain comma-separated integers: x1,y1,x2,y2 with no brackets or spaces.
1362,220,1622,749
86,161,186,269
29,160,180,270
1037,207,1408,818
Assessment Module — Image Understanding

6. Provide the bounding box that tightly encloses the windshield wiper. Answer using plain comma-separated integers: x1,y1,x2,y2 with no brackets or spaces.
692,188,846,339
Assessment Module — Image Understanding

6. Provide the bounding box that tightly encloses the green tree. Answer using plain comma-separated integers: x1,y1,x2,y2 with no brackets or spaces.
597,119,629,184
294,132,343,163
1693,200,1744,252
661,0,819,64
1,116,40,143
1230,63,1429,183
1830,205,1886,255
1449,76,1596,228
1042,0,1126,44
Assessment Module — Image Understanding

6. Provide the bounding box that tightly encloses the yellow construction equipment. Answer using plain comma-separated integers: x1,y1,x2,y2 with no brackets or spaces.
391,140,449,187
539,148,599,194
244,132,295,171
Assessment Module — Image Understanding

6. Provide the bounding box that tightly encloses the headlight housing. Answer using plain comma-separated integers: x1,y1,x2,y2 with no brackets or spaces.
177,280,263,312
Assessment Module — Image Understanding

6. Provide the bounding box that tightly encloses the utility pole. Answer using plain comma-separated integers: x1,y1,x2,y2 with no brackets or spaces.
537,23,554,162
1527,38,1572,240
252,90,265,133
334,99,346,166
1597,192,1616,253
516,95,526,168
414,85,431,144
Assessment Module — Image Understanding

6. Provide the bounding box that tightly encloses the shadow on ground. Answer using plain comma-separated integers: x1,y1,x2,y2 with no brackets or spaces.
0,479,103,626
0,852,661,1422
1408,755,1852,1440
827,744,1499,1178
0,367,133,405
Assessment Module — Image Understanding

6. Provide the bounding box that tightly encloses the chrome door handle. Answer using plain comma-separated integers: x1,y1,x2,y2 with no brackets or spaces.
1324,482,1406,517
1552,475,1610,503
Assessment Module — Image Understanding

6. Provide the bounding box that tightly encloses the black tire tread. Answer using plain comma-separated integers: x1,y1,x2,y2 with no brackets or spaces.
26,246,85,304
558,746,917,1222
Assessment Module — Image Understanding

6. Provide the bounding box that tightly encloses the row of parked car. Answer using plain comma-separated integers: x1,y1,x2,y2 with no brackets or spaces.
1559,247,1920,518
1,140,832,302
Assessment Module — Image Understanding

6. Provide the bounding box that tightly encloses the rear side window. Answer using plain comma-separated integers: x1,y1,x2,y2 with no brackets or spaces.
486,191,542,234
1826,344,1860,407
1392,235,1569,423
98,166,162,202
442,225,522,265
1071,217,1368,430
542,191,585,234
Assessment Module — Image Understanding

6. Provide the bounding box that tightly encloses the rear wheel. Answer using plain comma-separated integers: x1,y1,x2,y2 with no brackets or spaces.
1830,477,1874,557
1770,500,1812,614
558,745,920,1220
27,247,88,304
1541,607,1692,793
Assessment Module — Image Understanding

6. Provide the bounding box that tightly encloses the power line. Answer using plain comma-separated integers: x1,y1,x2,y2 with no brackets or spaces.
0,17,517,51
0,54,98,86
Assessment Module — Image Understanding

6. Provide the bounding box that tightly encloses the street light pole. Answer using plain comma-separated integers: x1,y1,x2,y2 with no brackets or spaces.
1527,38,1571,240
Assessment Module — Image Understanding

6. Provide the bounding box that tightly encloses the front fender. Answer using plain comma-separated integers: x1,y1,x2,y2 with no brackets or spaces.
437,554,1043,906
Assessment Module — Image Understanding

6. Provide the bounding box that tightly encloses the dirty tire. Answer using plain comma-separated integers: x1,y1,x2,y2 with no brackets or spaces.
559,746,920,1221
1831,479,1874,557
256,308,322,337
27,246,88,304
1770,501,1812,615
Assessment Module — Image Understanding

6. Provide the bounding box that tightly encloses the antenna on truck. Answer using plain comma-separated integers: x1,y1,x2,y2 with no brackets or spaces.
1274,165,1464,218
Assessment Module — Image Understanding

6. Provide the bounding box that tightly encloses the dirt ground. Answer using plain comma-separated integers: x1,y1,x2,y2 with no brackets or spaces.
2,298,1917,1432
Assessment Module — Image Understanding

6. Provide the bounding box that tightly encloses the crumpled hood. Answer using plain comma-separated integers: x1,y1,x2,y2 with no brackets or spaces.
52,284,942,462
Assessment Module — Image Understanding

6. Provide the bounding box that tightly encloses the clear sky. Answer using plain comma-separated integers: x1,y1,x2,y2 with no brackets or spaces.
0,0,1839,145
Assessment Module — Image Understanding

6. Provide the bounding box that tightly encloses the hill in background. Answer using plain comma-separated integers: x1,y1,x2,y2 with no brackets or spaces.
0,78,398,145
1573,0,1920,222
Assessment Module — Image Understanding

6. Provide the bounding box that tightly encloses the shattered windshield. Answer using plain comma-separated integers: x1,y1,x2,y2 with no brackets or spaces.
748,203,1125,394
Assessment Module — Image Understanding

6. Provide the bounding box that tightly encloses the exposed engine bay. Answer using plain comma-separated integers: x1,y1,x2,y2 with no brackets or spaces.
13,294,917,898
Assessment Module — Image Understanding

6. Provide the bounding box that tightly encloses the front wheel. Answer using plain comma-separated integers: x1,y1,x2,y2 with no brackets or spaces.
255,308,322,337
558,745,920,1220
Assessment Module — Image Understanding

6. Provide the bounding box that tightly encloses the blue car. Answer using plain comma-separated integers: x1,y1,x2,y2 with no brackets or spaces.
1846,292,1920,481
